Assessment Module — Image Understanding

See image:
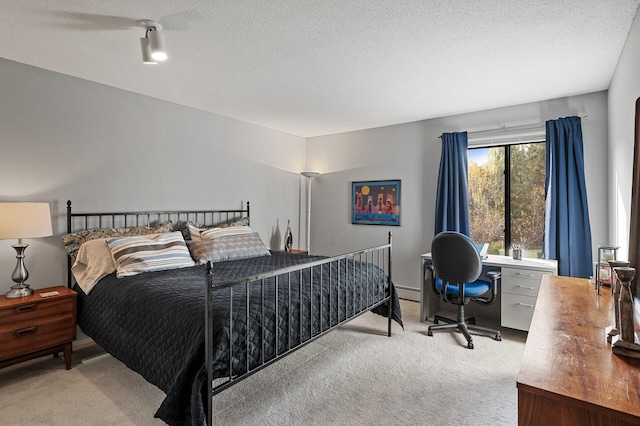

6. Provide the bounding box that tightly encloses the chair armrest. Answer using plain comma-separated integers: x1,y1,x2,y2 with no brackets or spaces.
473,269,501,306
427,263,440,295
486,270,501,280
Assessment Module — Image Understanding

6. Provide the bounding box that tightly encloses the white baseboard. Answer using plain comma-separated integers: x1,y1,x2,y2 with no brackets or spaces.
395,285,420,302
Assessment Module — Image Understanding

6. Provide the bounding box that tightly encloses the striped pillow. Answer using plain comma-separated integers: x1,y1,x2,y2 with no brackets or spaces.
186,217,250,241
199,225,253,240
107,231,195,278
188,233,271,264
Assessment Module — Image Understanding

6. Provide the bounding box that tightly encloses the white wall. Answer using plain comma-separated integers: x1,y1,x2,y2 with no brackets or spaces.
0,55,612,302
609,9,640,261
308,92,609,299
0,58,308,295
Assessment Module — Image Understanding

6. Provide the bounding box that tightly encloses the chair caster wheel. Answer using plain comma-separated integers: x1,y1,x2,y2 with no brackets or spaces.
427,329,433,336
495,334,502,341
467,342,474,349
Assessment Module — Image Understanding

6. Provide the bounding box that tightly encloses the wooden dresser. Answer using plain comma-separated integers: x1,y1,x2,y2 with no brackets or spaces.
0,286,77,370
517,275,640,425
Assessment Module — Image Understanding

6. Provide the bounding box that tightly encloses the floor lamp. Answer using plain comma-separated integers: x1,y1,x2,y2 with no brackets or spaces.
300,172,319,253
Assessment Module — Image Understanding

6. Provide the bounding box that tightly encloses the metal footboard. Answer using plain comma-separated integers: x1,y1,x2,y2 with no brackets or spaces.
205,233,393,426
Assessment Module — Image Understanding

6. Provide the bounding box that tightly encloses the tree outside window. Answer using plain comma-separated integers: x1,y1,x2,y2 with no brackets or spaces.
468,142,546,258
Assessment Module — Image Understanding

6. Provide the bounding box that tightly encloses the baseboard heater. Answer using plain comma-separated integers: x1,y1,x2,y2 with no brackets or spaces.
395,285,420,302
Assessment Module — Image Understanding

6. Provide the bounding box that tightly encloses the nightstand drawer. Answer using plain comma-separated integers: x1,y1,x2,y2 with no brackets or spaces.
0,286,77,370
0,314,75,361
0,298,75,326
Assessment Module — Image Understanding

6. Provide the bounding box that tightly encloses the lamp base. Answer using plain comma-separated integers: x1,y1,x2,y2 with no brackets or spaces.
7,241,32,298
5,284,33,298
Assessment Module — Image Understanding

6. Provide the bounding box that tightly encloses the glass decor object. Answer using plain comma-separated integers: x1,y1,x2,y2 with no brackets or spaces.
284,220,293,252
595,245,618,295
511,243,522,260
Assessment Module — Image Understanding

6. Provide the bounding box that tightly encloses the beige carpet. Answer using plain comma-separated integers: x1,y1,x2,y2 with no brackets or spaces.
0,300,526,425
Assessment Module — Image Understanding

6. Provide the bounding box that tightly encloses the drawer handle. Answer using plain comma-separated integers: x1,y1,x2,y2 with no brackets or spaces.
15,326,36,337
517,302,535,308
15,304,36,314
516,273,535,277
517,285,535,290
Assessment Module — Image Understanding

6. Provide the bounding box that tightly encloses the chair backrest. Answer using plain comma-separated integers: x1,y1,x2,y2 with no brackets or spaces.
431,231,482,284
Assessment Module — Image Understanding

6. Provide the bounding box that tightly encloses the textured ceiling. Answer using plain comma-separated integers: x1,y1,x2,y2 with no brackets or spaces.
1,1,638,138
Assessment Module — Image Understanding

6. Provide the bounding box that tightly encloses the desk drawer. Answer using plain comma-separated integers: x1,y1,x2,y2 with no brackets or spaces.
501,267,548,282
501,293,536,331
502,276,541,297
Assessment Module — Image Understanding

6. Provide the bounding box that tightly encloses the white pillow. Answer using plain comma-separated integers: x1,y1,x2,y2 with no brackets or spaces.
71,238,116,294
107,231,196,278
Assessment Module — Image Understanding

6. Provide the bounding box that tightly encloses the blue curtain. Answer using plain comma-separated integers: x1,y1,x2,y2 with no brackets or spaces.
543,116,592,277
435,132,470,236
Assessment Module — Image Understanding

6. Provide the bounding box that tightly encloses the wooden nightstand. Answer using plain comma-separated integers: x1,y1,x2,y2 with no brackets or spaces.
0,286,77,370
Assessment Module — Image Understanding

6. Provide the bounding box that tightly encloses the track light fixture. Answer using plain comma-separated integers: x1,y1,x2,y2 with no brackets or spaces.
140,35,156,64
138,20,167,64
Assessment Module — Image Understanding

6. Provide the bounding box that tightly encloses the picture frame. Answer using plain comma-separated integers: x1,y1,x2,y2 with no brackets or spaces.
352,180,401,226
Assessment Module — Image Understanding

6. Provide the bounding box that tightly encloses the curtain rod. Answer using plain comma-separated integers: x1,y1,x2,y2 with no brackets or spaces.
438,115,589,139
468,122,544,138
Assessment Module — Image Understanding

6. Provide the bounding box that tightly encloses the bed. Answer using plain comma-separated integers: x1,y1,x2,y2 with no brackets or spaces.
64,201,403,426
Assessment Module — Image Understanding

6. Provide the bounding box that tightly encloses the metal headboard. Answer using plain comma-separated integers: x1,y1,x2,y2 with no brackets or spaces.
65,200,250,288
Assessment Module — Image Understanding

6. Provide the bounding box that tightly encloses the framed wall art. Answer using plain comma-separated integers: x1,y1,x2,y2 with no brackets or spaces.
351,180,401,226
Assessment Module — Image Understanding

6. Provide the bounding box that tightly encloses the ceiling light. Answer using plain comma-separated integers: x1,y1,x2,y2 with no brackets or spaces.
148,27,167,61
138,20,167,64
139,37,157,64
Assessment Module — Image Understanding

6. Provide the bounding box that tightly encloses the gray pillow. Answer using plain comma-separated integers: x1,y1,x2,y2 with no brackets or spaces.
188,232,270,264
183,216,250,240
62,221,173,263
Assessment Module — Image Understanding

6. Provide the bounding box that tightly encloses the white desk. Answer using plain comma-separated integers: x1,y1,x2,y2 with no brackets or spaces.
421,253,557,331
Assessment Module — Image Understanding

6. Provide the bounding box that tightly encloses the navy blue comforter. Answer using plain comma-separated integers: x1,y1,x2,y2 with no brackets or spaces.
75,251,402,425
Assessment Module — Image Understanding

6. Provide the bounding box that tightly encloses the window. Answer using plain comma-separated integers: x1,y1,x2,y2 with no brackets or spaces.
468,142,546,258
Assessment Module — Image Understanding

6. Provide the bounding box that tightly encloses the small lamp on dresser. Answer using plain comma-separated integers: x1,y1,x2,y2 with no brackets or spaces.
0,202,53,298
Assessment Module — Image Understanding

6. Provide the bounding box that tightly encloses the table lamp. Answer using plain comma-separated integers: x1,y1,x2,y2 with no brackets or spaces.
0,202,53,298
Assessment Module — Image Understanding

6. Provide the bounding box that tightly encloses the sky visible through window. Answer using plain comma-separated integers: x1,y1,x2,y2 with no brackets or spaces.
468,148,488,165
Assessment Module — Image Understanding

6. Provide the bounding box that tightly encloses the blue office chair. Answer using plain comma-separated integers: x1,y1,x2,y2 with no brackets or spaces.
427,231,501,349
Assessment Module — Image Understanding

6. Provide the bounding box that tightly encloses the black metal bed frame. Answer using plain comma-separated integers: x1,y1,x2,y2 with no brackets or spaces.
66,200,394,426
66,200,250,288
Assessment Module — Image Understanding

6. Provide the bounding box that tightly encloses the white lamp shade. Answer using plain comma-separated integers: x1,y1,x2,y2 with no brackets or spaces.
0,202,53,239
148,29,167,61
140,37,158,64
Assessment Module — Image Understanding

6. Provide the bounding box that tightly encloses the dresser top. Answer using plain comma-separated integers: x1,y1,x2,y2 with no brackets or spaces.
517,275,640,419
